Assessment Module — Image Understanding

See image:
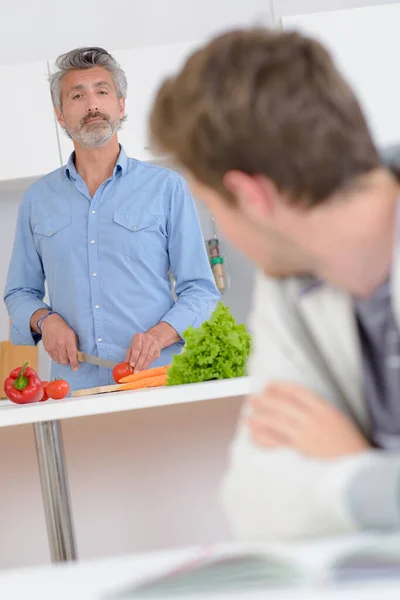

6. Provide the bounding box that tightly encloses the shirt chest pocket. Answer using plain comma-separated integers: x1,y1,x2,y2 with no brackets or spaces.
33,215,72,265
112,212,166,259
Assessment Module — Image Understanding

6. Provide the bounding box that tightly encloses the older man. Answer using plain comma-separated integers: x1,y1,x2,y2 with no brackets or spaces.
150,28,400,538
5,47,219,391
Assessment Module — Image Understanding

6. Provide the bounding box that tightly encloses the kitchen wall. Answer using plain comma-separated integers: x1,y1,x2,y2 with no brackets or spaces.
0,0,396,65
182,182,256,327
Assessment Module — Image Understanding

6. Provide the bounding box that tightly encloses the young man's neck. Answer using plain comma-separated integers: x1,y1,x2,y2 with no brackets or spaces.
73,137,121,192
309,168,400,298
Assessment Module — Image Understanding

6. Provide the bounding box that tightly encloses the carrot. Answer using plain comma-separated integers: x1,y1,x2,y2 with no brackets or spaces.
119,366,168,384
118,373,167,391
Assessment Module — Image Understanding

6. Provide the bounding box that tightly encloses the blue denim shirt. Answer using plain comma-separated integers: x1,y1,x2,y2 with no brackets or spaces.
4,147,219,390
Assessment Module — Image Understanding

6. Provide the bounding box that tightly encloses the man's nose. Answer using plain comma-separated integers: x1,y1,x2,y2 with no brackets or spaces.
86,92,100,113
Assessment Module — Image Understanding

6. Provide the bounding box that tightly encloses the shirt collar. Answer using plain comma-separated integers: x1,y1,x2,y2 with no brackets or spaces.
114,145,128,175
64,145,128,180
65,152,78,181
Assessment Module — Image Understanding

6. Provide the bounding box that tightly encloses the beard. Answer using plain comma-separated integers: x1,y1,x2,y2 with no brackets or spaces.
63,112,125,149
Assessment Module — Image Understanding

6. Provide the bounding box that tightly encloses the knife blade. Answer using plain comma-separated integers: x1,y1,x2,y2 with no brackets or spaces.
77,351,118,369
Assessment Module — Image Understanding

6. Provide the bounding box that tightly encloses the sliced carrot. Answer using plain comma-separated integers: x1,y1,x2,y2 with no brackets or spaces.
118,374,167,391
119,366,168,384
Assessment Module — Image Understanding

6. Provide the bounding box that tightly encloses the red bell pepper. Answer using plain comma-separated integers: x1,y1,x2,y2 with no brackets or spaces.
4,362,44,405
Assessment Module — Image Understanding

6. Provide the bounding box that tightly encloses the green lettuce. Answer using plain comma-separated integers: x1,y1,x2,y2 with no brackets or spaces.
167,302,251,386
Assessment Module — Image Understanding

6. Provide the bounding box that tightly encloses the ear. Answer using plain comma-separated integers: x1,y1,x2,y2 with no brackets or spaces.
119,97,126,119
54,106,65,128
223,171,278,219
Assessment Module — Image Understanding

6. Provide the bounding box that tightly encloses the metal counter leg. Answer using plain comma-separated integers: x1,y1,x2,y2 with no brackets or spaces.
33,420,77,562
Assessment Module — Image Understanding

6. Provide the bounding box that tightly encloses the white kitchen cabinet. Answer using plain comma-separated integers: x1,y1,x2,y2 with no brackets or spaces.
282,5,400,148
53,41,201,165
0,380,247,569
114,41,200,161
0,61,60,181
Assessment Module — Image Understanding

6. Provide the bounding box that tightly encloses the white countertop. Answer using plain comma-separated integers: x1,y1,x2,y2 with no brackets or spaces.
1,537,399,600
0,377,250,428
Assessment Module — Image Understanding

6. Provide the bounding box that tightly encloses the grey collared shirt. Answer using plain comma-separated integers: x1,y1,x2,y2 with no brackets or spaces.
348,281,400,530
297,276,400,530
355,280,400,450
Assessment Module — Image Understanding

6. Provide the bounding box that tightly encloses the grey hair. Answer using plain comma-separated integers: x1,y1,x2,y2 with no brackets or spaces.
49,47,128,109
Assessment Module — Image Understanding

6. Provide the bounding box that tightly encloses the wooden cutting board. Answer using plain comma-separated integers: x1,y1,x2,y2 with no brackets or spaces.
71,382,167,397
71,383,123,397
0,340,39,399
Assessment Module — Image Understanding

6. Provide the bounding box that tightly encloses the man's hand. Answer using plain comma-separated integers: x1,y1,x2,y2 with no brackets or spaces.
126,322,180,372
35,312,79,371
248,383,370,459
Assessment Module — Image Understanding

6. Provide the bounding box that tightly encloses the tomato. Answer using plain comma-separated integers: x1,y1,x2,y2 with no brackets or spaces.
39,381,49,402
46,379,70,400
112,362,134,383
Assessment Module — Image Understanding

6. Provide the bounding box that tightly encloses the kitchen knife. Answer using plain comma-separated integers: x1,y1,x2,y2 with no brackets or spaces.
77,351,118,369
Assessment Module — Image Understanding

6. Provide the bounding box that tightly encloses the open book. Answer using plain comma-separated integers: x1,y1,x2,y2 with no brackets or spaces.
107,535,400,598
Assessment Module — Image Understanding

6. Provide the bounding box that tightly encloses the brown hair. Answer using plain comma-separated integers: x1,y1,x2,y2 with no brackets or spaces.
150,28,381,207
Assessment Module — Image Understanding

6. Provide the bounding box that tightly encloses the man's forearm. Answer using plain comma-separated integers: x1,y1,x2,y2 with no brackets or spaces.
147,321,181,349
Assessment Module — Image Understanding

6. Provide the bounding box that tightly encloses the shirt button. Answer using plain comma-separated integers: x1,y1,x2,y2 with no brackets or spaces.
92,272,97,277
48,231,53,235
97,338,102,343
94,305,100,309
92,210,96,214
90,240,95,244
132,226,136,230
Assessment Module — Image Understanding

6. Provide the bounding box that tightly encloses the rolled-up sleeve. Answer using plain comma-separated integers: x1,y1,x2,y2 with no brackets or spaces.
161,177,220,338
4,192,50,346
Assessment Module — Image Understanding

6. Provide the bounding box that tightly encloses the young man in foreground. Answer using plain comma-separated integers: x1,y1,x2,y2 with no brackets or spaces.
149,28,400,538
